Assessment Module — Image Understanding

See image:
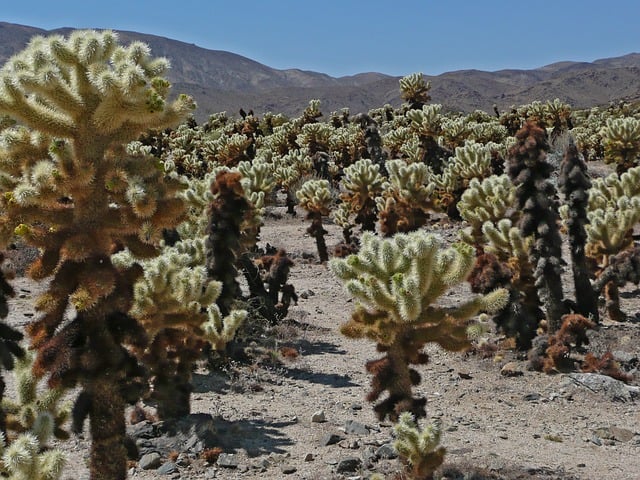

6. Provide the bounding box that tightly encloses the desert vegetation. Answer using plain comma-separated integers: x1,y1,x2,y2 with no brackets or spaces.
0,29,638,480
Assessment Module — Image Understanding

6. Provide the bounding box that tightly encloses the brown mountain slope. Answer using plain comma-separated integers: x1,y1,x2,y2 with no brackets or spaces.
0,22,639,120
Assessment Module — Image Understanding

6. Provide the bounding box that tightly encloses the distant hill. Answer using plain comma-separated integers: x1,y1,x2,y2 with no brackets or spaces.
1,22,639,121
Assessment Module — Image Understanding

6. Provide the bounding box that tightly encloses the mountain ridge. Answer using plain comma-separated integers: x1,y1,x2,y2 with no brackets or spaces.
0,22,638,120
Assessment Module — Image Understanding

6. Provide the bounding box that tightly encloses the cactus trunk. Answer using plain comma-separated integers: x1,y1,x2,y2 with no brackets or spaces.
88,374,127,480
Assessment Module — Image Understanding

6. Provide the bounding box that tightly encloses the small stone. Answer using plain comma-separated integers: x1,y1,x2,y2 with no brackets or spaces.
351,403,363,411
375,443,398,459
336,457,362,474
311,410,326,423
344,419,369,435
281,465,297,474
500,362,523,377
139,452,162,470
321,433,343,446
610,427,634,442
217,453,239,468
175,453,190,467
157,462,178,475
304,453,314,462
590,435,602,446
299,289,315,299
524,393,541,401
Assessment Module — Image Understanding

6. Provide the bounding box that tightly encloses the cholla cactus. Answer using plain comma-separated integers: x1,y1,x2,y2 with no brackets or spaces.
339,159,384,232
2,352,70,443
393,412,445,480
0,30,194,480
436,142,495,218
602,117,640,173
118,244,245,418
508,122,566,333
0,432,65,480
376,159,438,236
558,140,598,322
296,179,333,262
582,166,640,320
330,231,507,421
399,73,431,110
0,352,68,480
458,175,516,245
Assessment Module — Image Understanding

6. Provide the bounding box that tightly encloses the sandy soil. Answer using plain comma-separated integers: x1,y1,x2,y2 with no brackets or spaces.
3,204,640,480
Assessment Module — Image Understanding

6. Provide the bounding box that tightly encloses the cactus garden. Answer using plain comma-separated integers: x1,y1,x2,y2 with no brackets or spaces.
0,29,638,480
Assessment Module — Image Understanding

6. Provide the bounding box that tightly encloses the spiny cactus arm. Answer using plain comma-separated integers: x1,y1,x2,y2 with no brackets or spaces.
602,117,640,171
399,73,431,109
295,179,333,216
0,432,65,480
393,412,445,480
201,306,247,351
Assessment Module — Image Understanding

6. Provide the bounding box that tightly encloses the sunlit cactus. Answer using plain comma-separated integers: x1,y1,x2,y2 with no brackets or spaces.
0,30,194,480
339,159,384,233
399,73,432,110
393,412,446,480
296,179,333,262
330,231,507,421
601,117,640,173
0,432,65,480
2,352,70,443
376,159,438,236
458,175,516,245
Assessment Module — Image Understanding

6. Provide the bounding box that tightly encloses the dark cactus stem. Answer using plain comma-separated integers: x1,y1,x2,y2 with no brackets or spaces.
558,139,599,323
593,246,640,321
206,171,250,316
88,375,127,480
508,122,566,333
355,113,388,175
365,328,428,422
307,212,329,262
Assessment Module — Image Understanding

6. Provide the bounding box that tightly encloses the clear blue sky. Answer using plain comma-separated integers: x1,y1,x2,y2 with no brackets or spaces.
3,1,638,78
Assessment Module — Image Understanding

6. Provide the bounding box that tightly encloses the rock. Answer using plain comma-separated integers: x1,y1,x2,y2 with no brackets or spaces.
336,457,362,474
563,373,640,401
217,453,239,469
524,393,541,401
128,420,155,439
361,446,377,467
281,465,297,474
610,427,634,442
321,433,344,446
304,453,314,461
351,403,363,411
612,350,638,364
375,443,398,459
157,462,178,475
175,453,190,467
139,452,162,470
299,289,315,299
311,410,326,423
344,419,369,435
500,362,523,377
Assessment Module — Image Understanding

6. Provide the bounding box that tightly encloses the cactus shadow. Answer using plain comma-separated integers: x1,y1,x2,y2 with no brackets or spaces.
213,416,296,457
278,366,358,388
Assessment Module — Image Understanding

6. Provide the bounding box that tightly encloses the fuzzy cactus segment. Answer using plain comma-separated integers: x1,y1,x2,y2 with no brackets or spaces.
331,231,507,421
393,412,445,480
